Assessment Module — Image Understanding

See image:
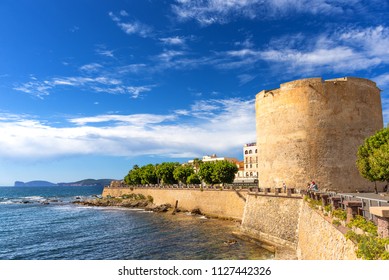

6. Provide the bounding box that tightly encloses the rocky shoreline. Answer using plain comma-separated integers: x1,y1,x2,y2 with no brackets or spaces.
72,193,204,215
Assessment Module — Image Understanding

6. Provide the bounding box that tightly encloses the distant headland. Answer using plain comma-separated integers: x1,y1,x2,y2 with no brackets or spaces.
14,179,115,187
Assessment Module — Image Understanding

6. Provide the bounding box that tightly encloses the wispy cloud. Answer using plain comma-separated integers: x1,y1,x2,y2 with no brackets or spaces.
172,0,362,25
95,45,115,58
69,114,176,126
91,85,153,98
13,80,52,98
156,50,186,62
260,25,389,74
373,72,389,88
0,98,255,160
159,36,186,46
210,25,389,76
14,75,153,99
79,63,103,72
109,11,152,38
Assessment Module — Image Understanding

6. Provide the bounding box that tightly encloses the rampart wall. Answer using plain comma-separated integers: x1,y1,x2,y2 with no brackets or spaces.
241,194,302,249
102,187,358,259
255,77,383,192
297,201,358,259
240,193,357,259
103,187,246,220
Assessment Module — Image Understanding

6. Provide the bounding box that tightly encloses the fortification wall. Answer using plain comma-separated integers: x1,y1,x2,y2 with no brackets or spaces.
297,202,358,260
255,77,383,192
103,187,359,259
241,194,303,249
240,193,358,259
102,187,247,220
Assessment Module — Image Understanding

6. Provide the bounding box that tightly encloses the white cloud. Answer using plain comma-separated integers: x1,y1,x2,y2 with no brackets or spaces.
109,11,152,38
339,25,389,61
156,50,186,62
69,114,176,126
260,46,381,73
0,98,255,160
79,63,103,72
120,10,129,17
90,85,153,98
238,74,256,85
172,0,361,25
213,25,389,75
117,64,147,74
13,80,52,99
14,75,152,99
95,46,115,58
373,73,389,88
159,36,186,46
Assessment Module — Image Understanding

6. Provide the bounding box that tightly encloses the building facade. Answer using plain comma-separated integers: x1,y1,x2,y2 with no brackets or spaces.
235,143,258,183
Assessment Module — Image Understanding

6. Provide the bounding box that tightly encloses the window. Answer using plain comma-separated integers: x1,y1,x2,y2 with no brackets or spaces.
250,164,252,168
246,172,249,177
245,150,248,154
249,150,252,154
250,172,253,176
255,149,257,153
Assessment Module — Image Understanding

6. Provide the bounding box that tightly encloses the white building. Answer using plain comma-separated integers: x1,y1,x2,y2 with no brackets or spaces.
235,142,258,183
188,154,238,165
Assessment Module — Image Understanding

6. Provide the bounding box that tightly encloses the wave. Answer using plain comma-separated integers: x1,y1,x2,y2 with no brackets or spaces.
0,196,66,205
24,196,45,201
0,200,13,204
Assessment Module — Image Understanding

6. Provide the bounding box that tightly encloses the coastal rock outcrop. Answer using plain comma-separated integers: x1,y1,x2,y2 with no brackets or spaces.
72,194,174,214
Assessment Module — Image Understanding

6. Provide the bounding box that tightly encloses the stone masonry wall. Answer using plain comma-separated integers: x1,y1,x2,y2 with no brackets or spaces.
255,77,383,192
297,202,358,260
102,187,246,220
241,194,303,249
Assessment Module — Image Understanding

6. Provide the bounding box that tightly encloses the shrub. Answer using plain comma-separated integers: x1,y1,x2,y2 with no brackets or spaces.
332,220,341,226
304,195,322,209
354,235,389,260
147,195,154,203
347,215,377,236
345,222,389,260
324,204,332,213
136,194,146,200
332,209,347,221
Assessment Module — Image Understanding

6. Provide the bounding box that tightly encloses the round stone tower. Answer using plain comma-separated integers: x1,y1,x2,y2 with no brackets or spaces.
255,77,383,193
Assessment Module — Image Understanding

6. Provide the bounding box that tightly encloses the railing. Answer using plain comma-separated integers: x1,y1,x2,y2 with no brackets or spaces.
337,193,389,220
305,190,389,222
106,183,302,195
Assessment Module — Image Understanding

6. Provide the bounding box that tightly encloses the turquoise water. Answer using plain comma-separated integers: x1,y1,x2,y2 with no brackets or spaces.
0,186,273,260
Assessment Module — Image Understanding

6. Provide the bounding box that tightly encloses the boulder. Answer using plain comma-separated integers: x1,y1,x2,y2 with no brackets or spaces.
191,208,202,215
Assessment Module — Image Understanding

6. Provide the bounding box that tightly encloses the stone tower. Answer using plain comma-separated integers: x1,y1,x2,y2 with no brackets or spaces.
255,77,383,193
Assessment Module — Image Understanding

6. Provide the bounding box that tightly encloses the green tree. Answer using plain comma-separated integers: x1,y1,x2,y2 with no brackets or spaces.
190,158,203,173
173,164,194,185
186,173,201,184
124,164,142,185
198,161,217,185
140,164,158,185
369,143,389,182
357,128,389,189
213,160,238,185
156,162,180,184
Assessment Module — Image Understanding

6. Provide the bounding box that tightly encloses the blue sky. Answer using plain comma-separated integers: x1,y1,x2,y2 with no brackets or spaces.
0,0,389,185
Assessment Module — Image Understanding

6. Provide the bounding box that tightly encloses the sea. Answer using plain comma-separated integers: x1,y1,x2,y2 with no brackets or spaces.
0,186,274,260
